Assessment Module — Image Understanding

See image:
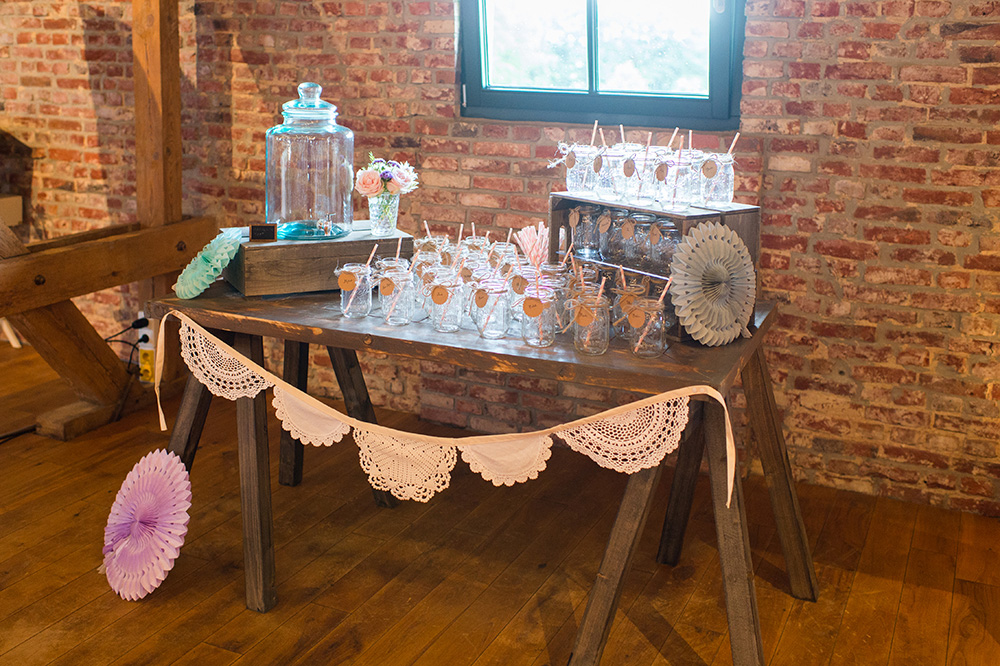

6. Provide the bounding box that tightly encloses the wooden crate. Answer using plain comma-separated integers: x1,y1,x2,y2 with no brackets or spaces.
223,223,414,297
547,193,761,342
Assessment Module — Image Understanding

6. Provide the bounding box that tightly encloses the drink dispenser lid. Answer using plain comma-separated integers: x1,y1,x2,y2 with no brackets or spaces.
281,82,337,120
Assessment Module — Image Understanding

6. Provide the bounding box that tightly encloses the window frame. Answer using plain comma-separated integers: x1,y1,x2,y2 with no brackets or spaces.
458,0,746,131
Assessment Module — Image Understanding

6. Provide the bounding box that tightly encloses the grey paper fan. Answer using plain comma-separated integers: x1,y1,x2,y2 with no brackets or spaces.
669,222,756,347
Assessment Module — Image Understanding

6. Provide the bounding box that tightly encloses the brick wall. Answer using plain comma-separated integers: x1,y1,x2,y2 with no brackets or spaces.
2,0,1000,514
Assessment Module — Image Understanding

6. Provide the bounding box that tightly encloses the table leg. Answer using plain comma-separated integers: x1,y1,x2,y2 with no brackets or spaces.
705,399,764,666
327,345,399,509
568,463,663,666
656,401,706,565
741,348,819,601
167,373,213,471
278,340,308,487
234,333,276,612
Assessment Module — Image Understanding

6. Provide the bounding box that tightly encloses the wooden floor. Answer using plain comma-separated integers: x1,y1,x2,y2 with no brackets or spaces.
1,343,999,666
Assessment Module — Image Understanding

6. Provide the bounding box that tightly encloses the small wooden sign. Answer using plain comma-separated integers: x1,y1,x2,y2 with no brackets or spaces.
575,305,595,327
338,272,357,292
431,285,450,305
621,220,635,240
628,308,647,329
511,274,529,295
623,158,636,178
379,277,395,296
702,158,719,178
523,297,546,318
568,208,580,229
566,150,577,169
655,163,669,181
598,213,612,234
249,223,277,242
474,289,489,309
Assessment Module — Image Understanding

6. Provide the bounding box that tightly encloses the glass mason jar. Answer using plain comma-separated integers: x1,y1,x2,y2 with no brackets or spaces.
266,82,354,240
520,285,558,348
659,150,704,209
628,297,668,358
602,209,630,264
620,152,657,207
507,265,538,323
612,282,647,340
595,147,627,201
430,274,464,333
336,263,372,318
701,153,736,204
650,218,682,276
570,204,602,260
472,279,510,340
565,144,601,194
625,212,657,271
379,268,413,326
572,294,610,356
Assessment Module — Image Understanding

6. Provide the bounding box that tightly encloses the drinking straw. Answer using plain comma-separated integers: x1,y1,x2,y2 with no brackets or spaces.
727,132,741,155
599,128,608,147
668,127,679,150
344,243,379,313
458,223,464,242
620,124,626,144
506,227,513,244
472,222,476,238
688,129,693,153
384,261,416,322
671,137,684,207
480,276,511,334
633,278,672,353
589,120,599,146
395,236,402,260
583,276,607,346
424,220,432,237
635,132,654,197
438,258,464,328
560,241,574,266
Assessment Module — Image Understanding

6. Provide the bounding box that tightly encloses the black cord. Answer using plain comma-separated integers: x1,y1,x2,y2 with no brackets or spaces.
0,425,35,445
103,317,149,342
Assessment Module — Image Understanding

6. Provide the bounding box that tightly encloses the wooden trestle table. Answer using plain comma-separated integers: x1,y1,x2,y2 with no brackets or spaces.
147,282,818,666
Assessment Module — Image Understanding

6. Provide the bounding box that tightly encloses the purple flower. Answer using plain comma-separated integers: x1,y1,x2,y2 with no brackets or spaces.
380,170,393,180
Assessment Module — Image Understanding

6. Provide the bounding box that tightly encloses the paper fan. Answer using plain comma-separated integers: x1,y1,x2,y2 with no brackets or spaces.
669,221,756,347
173,228,242,299
102,449,192,601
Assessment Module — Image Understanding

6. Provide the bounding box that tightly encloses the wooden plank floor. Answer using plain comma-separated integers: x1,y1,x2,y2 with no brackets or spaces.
1,342,999,665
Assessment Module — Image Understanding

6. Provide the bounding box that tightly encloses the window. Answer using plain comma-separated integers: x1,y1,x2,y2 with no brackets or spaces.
459,0,746,130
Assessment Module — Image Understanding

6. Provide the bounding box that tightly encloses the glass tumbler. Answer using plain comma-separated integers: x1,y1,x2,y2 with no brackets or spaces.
430,275,463,333
625,212,657,271
651,219,682,276
337,263,373,318
379,268,413,326
570,204,602,260
702,153,736,204
520,285,558,348
612,282,647,339
565,144,600,194
572,294,610,356
473,279,510,340
601,209,630,264
628,297,668,358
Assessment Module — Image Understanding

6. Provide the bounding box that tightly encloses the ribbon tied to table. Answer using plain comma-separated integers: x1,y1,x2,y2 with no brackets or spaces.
156,312,738,506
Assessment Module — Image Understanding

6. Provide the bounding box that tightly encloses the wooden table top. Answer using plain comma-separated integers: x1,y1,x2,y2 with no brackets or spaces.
148,282,776,394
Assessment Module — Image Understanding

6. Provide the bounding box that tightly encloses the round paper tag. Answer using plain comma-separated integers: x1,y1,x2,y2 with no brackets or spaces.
568,208,580,229
621,220,635,240
566,150,577,169
511,275,529,295
338,272,357,292
523,297,545,318
650,224,662,245
623,158,636,178
592,155,603,173
431,285,450,305
620,294,636,311
598,213,612,234
379,277,395,296
628,308,647,329
576,305,595,327
702,158,719,179
655,163,669,181
474,289,489,309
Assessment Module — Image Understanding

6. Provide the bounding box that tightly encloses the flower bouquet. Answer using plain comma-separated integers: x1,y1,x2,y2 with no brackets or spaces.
355,155,419,237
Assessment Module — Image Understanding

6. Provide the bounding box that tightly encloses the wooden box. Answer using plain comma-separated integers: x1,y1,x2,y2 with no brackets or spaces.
223,223,414,297
547,193,761,341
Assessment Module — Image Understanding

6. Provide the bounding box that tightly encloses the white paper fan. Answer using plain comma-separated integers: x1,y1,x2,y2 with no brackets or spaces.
669,222,756,347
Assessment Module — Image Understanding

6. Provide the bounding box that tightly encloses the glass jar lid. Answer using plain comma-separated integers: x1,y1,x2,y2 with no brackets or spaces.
282,82,338,121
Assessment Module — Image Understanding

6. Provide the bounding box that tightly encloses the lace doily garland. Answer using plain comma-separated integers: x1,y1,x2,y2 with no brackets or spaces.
156,311,737,505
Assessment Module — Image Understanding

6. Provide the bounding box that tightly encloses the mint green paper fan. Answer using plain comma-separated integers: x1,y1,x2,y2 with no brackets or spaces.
173,228,243,299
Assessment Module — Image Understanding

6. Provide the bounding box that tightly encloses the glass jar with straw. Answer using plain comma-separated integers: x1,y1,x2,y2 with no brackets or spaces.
380,267,413,326
430,271,464,333
473,278,510,340
520,285,558,348
628,297,667,358
336,263,373,319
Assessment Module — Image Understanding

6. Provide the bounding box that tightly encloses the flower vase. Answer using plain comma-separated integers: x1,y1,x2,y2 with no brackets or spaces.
368,192,400,237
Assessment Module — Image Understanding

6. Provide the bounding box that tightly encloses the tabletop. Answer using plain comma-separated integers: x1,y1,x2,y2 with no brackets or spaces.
147,282,776,395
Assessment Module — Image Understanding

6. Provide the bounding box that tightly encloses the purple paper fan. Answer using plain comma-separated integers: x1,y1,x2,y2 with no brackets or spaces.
103,449,192,601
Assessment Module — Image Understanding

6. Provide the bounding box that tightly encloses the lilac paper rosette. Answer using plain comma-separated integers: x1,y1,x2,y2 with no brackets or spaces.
103,449,192,601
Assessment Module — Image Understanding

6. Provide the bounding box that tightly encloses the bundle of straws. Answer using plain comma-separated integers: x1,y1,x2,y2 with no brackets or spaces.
514,222,548,267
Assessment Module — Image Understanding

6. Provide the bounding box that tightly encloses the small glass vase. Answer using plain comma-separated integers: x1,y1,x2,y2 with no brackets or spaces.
368,192,400,237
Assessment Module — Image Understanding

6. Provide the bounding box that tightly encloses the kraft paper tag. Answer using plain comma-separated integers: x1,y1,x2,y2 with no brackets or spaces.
568,208,580,229
623,157,636,178
576,305,595,327
475,289,489,309
592,155,603,173
598,213,612,234
523,297,545,318
628,308,647,329
650,224,662,245
379,277,395,296
620,294,636,311
566,150,577,169
338,272,357,292
431,285,450,305
511,275,528,295
655,163,668,181
702,159,719,178
621,220,635,240
461,266,473,280
440,251,452,265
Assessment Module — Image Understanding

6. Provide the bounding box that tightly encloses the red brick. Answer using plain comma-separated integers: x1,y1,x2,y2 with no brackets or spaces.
814,239,878,259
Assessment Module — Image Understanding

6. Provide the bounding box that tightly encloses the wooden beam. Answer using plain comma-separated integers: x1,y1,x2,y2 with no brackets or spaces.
26,222,142,253
0,216,217,317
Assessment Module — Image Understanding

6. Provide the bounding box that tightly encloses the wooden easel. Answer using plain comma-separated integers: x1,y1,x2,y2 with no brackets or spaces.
0,0,216,439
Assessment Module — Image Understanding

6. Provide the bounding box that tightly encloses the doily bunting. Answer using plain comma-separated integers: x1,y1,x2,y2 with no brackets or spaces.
155,312,738,506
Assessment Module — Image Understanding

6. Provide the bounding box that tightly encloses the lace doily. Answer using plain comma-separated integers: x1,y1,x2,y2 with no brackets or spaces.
559,398,690,474
354,427,458,502
459,435,552,487
179,322,272,401
272,386,350,447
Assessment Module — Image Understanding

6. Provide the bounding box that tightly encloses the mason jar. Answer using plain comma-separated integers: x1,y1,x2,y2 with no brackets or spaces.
265,82,353,240
570,204,602,260
520,285,558,348
472,279,510,340
565,144,601,194
379,268,413,326
601,209,630,264
625,212,657,271
572,294,610,356
430,273,464,333
612,282,647,340
336,263,372,318
628,297,668,358
702,153,736,204
650,218,682,276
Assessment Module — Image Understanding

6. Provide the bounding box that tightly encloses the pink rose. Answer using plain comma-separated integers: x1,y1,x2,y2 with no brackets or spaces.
385,174,402,195
390,166,416,194
354,168,383,198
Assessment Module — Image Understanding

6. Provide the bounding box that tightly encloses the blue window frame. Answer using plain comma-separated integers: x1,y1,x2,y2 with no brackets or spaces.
459,0,746,131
